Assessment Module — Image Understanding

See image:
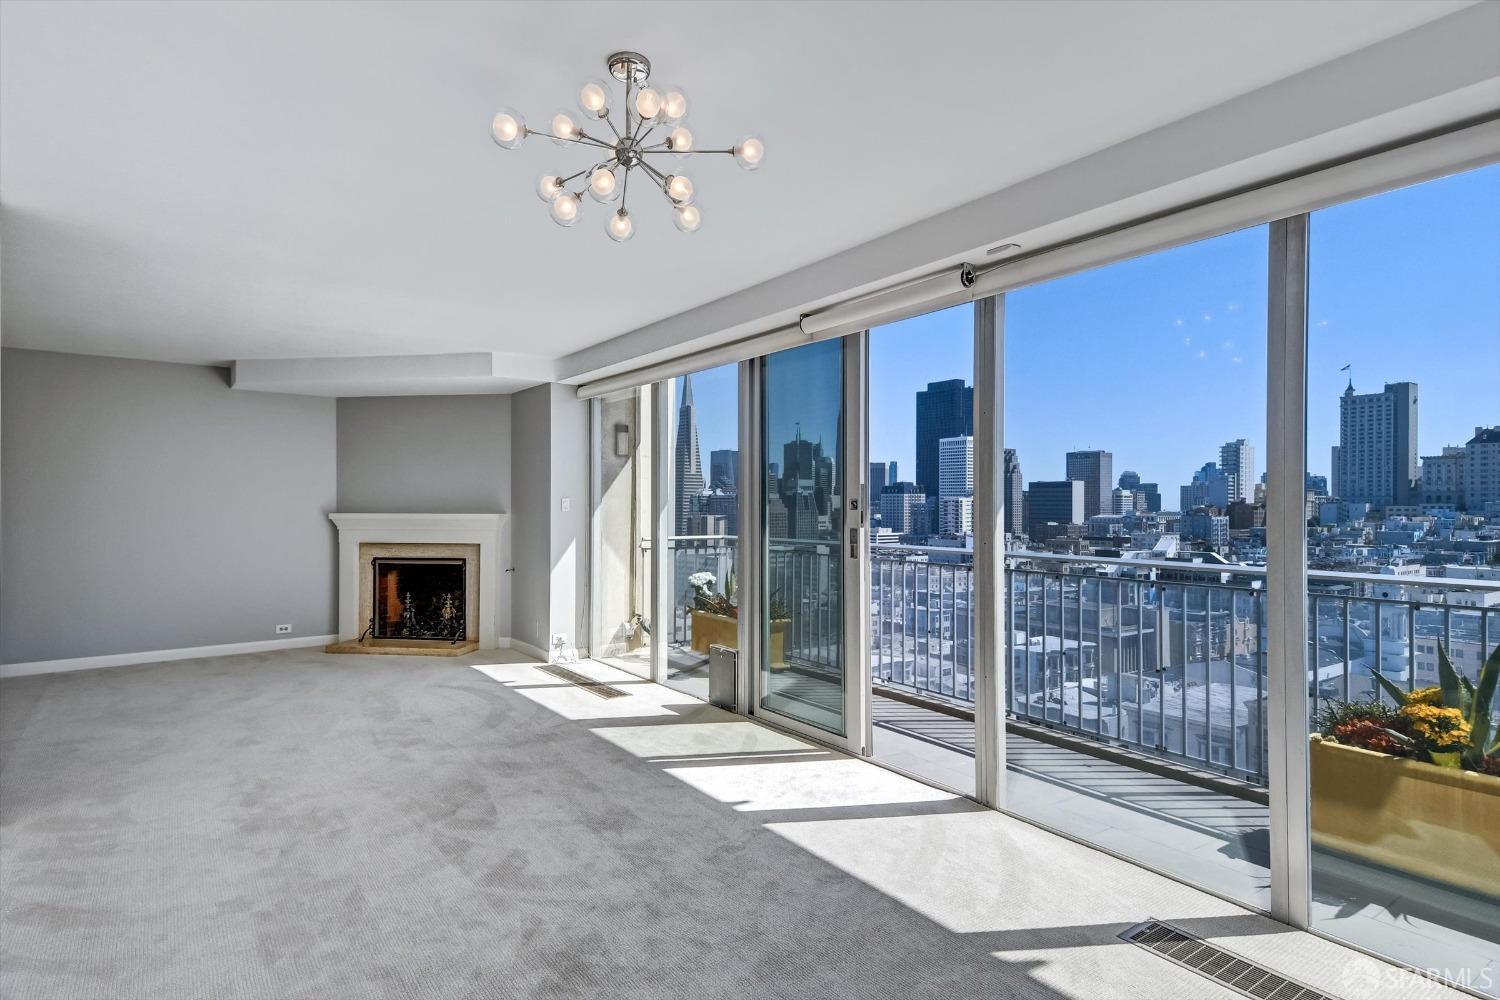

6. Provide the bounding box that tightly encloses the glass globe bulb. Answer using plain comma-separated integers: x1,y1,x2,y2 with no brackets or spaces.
549,109,579,145
667,126,694,157
606,209,635,243
734,135,765,171
490,108,526,149
664,173,694,205
634,87,662,121
536,175,563,203
578,79,609,118
673,203,702,233
588,166,619,203
659,85,689,123
549,192,581,227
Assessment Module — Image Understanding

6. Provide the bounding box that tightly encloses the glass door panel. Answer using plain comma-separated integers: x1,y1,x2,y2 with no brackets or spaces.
1305,165,1500,997
866,302,978,795
759,338,852,739
664,365,741,702
1003,224,1272,910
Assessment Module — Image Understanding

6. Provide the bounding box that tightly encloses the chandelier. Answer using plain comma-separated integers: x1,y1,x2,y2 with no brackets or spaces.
489,51,764,241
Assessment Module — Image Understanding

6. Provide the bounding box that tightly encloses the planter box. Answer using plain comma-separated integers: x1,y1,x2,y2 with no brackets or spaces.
1309,737,1500,895
689,610,786,668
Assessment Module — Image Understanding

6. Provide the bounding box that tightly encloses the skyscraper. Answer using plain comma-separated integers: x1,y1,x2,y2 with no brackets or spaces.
879,482,928,536
868,461,891,504
693,488,738,536
1027,480,1084,542
916,380,972,531
1336,381,1418,508
1118,470,1141,490
1218,439,1255,505
1065,450,1112,519
938,496,973,536
1181,461,1229,510
777,427,832,539
938,435,974,500
1003,449,1024,538
709,449,738,491
673,375,704,534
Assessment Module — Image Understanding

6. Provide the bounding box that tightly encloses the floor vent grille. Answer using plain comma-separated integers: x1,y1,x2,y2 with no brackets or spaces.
1119,920,1336,1000
538,664,629,699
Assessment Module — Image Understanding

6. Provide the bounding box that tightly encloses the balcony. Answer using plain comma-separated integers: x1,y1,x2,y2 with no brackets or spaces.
666,534,1500,996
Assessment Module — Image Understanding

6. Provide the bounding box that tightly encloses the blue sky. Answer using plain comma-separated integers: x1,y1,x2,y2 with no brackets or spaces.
684,164,1499,497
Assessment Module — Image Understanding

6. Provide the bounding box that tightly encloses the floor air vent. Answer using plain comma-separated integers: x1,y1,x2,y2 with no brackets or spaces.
538,664,629,699
1119,921,1336,1000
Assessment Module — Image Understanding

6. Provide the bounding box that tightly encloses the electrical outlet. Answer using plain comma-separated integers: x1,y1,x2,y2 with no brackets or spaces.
276,624,292,635
560,497,571,512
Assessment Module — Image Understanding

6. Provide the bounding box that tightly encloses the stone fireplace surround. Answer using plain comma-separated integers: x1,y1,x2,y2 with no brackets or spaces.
329,513,504,649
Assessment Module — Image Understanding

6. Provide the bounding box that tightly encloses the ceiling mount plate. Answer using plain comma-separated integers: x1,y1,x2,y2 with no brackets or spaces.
607,51,651,85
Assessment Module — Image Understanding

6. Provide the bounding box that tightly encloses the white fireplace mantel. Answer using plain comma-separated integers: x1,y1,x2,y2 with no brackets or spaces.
329,513,505,648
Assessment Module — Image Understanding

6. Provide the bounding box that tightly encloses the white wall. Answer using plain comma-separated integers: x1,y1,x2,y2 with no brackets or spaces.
1,348,337,664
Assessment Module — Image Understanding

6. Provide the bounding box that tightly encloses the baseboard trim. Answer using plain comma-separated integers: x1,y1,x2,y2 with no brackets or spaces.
1,634,339,679
504,638,551,662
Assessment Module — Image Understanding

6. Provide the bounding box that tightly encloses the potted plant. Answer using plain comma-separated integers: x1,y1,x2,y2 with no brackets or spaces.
1309,644,1500,894
687,571,737,654
686,572,789,667
1371,644,1499,769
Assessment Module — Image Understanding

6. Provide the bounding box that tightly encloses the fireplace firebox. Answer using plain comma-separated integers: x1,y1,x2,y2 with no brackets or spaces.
370,558,466,642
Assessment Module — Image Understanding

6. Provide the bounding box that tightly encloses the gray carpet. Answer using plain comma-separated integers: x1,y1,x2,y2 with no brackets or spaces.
0,650,1459,1000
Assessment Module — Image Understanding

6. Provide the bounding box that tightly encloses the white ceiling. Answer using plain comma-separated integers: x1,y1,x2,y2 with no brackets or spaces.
0,0,1476,370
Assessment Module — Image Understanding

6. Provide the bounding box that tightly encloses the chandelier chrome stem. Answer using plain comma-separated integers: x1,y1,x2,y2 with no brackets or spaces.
523,127,613,151
491,49,763,238
636,159,670,187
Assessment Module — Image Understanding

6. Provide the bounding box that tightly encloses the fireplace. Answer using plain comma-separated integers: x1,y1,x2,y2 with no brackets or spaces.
371,558,466,642
329,513,503,654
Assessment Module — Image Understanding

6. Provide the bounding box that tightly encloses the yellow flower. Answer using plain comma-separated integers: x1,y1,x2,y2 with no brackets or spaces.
1406,686,1444,707
1398,703,1471,748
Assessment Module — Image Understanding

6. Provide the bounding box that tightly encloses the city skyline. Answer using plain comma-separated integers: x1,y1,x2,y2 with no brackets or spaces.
680,165,1496,501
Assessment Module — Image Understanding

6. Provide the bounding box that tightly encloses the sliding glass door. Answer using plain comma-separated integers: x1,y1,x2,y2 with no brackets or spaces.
755,336,868,749
663,365,741,701
1303,165,1500,997
865,303,979,795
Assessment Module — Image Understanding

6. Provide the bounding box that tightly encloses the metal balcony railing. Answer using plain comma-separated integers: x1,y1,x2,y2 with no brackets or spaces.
663,534,1500,786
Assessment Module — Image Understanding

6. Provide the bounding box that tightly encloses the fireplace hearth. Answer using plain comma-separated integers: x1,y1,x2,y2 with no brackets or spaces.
370,557,466,642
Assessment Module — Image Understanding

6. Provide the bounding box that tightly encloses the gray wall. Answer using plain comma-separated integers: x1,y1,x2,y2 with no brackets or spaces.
336,395,511,512
336,394,513,639
509,384,551,653
1,348,337,663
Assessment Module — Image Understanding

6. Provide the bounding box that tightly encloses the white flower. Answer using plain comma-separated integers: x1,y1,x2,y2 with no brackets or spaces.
688,571,716,593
